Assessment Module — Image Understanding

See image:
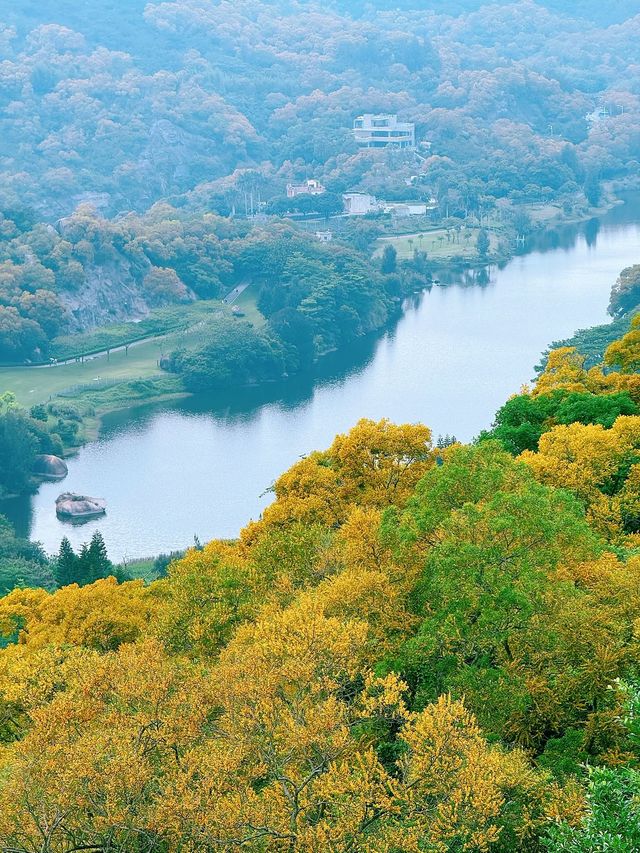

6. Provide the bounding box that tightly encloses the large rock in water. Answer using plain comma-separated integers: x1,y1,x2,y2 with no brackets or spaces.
56,492,106,521
33,455,68,481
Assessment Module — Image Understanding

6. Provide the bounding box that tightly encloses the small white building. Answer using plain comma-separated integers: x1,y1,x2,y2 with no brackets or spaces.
343,192,379,216
286,179,326,199
315,230,333,242
383,202,428,218
353,114,415,149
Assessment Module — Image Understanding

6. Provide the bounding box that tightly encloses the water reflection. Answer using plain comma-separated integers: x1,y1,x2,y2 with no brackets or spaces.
101,327,388,439
585,218,600,247
4,193,640,559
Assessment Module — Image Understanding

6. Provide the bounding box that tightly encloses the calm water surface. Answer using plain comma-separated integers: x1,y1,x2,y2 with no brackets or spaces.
6,199,640,560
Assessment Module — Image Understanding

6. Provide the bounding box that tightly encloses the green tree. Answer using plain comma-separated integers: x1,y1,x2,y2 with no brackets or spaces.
268,308,316,370
545,768,640,851
381,244,398,274
82,531,113,584
481,390,638,455
584,173,601,207
476,228,490,257
390,443,604,749
54,537,79,588
0,410,38,496
0,515,53,596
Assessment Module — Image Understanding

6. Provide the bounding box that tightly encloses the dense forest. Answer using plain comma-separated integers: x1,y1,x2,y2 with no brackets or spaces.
0,205,407,363
2,0,640,367
1,317,640,848
1,0,639,220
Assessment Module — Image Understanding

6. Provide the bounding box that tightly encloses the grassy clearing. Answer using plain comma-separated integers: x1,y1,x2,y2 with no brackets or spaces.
374,227,500,261
232,284,265,327
0,335,176,407
119,557,159,583
49,300,224,361
0,290,264,408
526,203,567,224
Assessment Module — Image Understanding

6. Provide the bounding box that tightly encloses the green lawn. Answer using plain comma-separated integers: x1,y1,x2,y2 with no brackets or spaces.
375,227,500,261
232,284,265,327
0,291,264,407
0,337,167,406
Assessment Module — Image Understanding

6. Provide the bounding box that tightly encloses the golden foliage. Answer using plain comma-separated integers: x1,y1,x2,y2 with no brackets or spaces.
258,418,434,532
605,313,640,373
534,345,640,403
520,415,640,540
5,402,640,848
0,577,159,652
0,639,210,851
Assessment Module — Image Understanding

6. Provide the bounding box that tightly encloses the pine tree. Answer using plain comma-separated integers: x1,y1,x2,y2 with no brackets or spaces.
85,531,113,583
54,537,79,587
76,542,92,586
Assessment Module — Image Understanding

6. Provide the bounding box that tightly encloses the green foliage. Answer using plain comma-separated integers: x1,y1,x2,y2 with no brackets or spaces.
545,768,640,851
540,314,636,372
267,308,315,371
609,265,640,318
390,442,604,748
28,404,47,422
477,228,491,257
0,515,54,597
392,440,531,543
482,390,639,455
49,301,229,362
152,551,186,580
538,729,590,780
0,409,38,496
168,318,285,392
54,537,80,588
381,244,398,274
55,532,114,588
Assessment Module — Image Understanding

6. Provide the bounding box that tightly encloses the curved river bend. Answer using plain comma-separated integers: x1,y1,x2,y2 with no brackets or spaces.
5,199,640,560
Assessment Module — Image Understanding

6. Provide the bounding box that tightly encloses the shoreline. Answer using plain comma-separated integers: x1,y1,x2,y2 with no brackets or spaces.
3,190,631,459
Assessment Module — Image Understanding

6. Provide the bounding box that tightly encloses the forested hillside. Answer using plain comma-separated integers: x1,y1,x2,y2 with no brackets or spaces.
2,0,640,369
1,0,639,217
0,205,406,364
1,317,640,848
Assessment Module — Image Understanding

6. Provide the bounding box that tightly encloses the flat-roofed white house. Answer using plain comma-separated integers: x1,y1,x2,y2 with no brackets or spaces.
353,114,415,149
383,202,428,217
342,192,379,215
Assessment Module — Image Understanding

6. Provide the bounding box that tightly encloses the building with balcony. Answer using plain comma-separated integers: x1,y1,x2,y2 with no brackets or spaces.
353,114,415,149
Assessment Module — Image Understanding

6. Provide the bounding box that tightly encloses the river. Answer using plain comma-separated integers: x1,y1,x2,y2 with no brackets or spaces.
4,197,640,561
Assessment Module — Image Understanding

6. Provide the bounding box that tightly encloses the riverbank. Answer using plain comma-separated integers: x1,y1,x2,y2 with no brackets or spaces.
0,191,628,457
6,192,639,560
0,290,268,451
372,191,623,269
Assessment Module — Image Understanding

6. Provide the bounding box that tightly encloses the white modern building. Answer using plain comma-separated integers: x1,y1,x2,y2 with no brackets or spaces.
353,114,416,149
384,202,429,217
342,192,379,215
